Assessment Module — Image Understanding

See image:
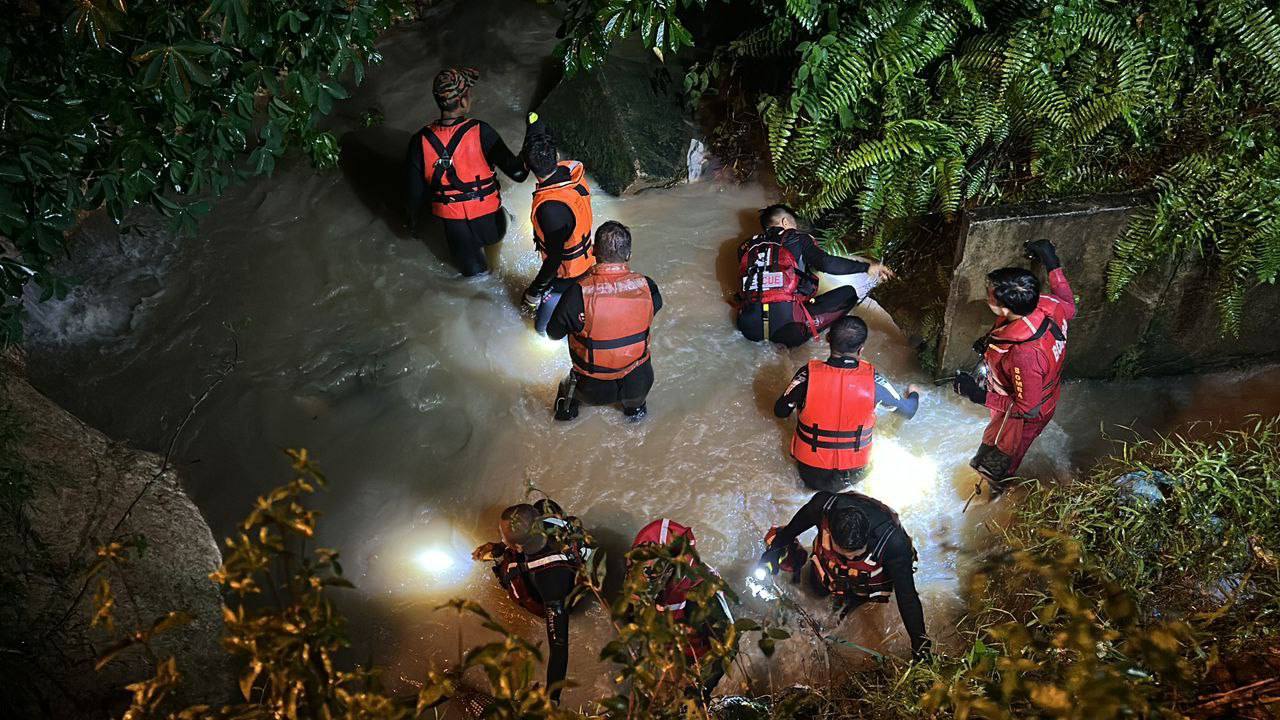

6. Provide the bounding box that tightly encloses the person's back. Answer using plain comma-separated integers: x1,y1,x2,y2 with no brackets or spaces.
404,67,528,277
547,221,662,421
759,490,931,659
471,499,587,704
572,264,654,379
775,316,920,491
522,123,596,333
735,205,895,347
628,519,732,702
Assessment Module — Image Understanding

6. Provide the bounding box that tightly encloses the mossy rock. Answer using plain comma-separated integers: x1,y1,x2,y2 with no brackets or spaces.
537,53,692,196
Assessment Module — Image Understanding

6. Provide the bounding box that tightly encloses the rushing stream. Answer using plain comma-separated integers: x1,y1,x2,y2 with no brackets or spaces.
23,0,1280,707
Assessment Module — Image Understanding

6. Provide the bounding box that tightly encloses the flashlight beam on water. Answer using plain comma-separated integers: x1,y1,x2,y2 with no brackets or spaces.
414,548,455,574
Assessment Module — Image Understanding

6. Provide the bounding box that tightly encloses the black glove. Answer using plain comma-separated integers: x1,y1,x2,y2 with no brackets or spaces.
1024,238,1061,271
953,371,987,404
759,545,786,575
971,443,1013,483
972,335,990,355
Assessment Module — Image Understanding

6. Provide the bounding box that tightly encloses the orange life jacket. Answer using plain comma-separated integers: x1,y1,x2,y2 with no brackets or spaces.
629,519,732,659
790,360,876,471
981,293,1071,418
569,263,654,380
531,161,595,279
418,119,501,220
810,515,897,603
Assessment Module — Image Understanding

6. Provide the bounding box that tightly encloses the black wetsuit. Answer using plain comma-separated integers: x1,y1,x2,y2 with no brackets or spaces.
546,276,664,411
737,227,869,347
528,165,583,333
774,355,920,491
769,491,930,656
494,540,576,703
405,118,528,276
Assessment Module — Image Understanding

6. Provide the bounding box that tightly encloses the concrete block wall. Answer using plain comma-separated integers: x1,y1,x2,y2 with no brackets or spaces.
877,195,1280,379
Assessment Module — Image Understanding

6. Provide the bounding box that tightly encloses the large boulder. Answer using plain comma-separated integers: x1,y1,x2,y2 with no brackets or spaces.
537,49,693,196
877,195,1280,379
0,349,230,718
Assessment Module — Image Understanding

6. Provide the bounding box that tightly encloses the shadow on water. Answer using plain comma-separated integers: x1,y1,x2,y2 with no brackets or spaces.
752,358,795,454
582,502,641,601
339,125,460,270
714,208,759,302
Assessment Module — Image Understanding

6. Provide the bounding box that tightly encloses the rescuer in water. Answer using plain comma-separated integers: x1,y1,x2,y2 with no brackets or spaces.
471,498,595,704
759,491,931,660
628,519,735,704
547,221,662,421
952,238,1076,494
405,67,529,277
737,204,895,347
520,117,595,333
775,316,921,492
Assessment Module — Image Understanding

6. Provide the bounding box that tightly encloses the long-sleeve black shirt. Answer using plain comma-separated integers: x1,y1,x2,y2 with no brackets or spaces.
495,542,575,703
526,165,578,297
748,226,871,276
404,118,528,227
769,491,929,654
546,274,664,341
774,355,920,419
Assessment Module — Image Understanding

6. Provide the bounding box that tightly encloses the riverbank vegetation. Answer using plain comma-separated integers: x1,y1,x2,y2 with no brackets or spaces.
83,419,1279,719
559,0,1280,332
0,0,413,343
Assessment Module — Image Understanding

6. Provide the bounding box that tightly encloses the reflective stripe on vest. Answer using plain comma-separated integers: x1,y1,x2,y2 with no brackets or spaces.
790,360,877,471
531,160,595,279
569,264,654,380
811,520,896,602
419,119,500,220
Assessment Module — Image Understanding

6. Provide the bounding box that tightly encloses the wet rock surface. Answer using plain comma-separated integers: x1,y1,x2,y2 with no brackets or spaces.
0,350,230,718
538,48,693,195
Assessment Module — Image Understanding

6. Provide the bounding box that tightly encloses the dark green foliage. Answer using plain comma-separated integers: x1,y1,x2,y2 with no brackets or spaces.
0,0,410,344
1012,418,1280,647
559,0,1280,330
557,0,705,75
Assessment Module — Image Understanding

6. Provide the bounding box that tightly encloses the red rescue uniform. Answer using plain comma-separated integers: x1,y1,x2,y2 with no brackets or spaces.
418,119,501,220
980,267,1076,473
531,160,595,279
789,359,877,471
630,519,732,660
568,263,655,381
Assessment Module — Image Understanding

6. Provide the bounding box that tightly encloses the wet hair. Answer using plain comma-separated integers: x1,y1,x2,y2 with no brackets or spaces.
829,507,869,550
525,131,558,178
986,267,1041,316
594,221,632,262
828,316,868,354
759,204,797,229
501,503,540,545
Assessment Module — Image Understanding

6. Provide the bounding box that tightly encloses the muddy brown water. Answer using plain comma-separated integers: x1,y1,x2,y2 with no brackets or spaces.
23,0,1280,707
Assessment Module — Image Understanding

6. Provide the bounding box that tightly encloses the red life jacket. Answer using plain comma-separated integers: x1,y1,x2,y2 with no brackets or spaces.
738,233,814,305
531,160,595,279
629,519,732,659
810,514,897,603
418,119,501,220
569,263,654,380
790,360,877,471
981,293,1071,418
499,516,586,617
